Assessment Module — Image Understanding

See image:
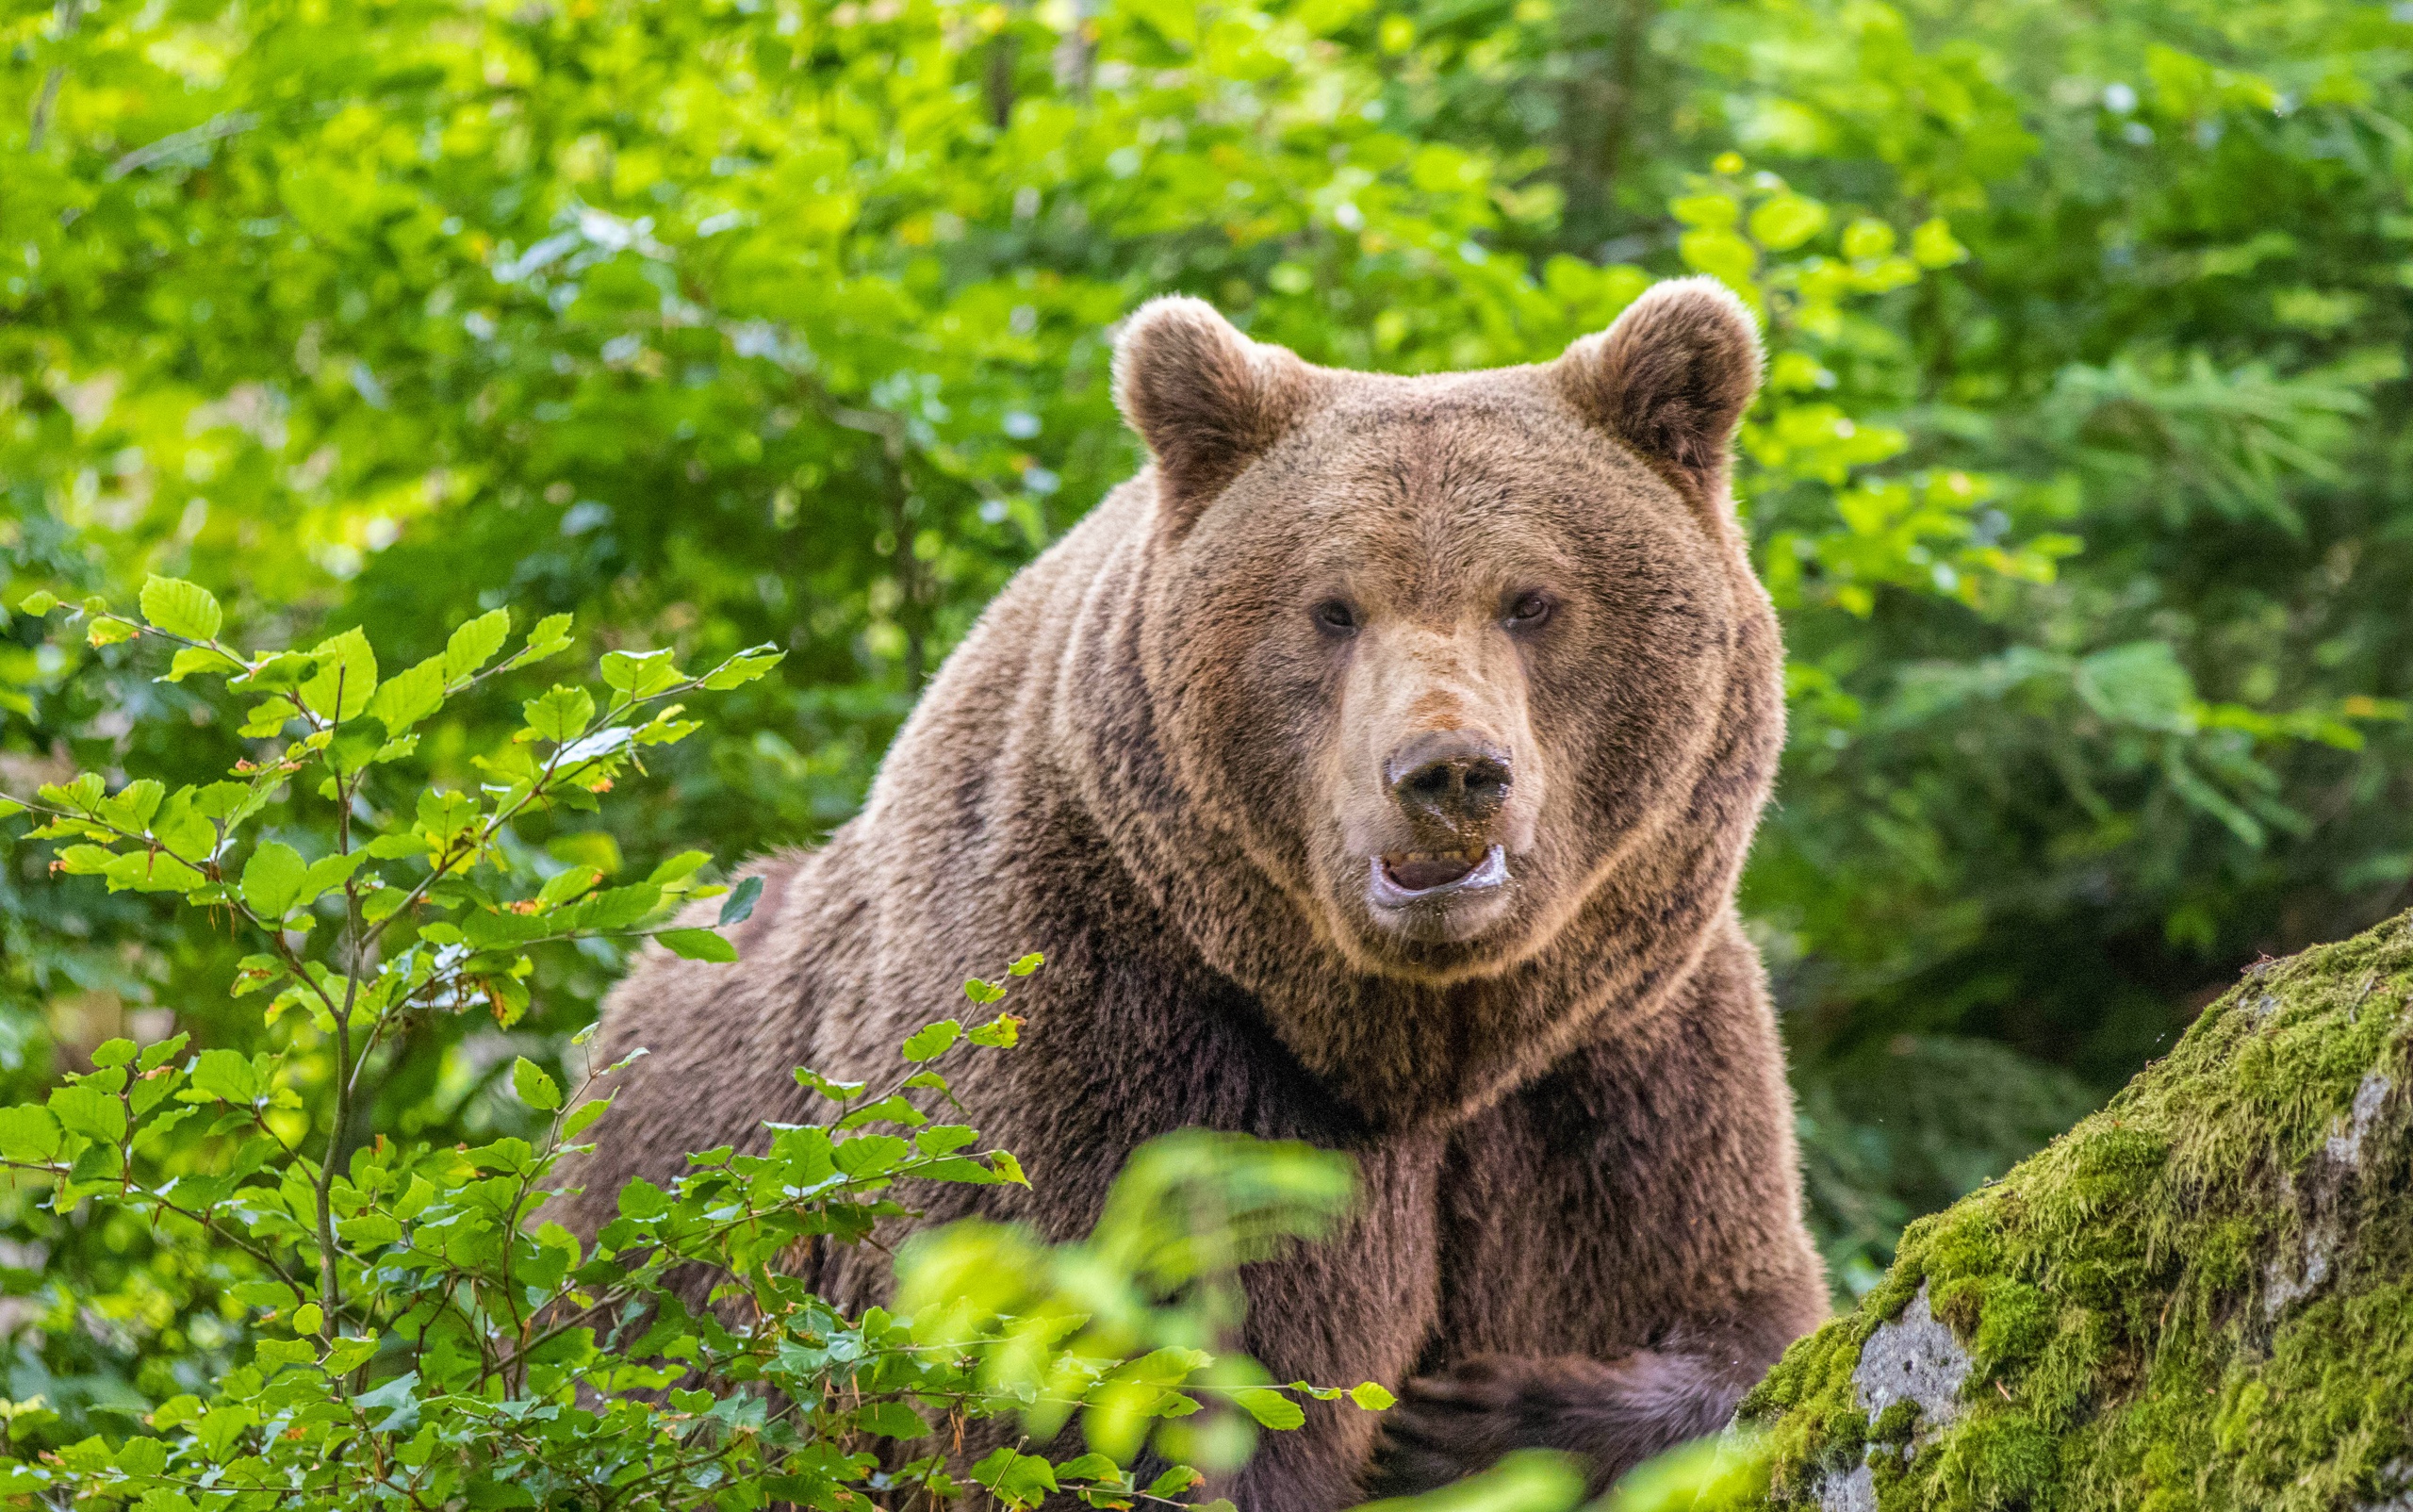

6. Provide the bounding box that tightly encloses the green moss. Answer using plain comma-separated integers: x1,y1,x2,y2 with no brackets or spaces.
1741,912,2413,1510
1871,1402,1920,1445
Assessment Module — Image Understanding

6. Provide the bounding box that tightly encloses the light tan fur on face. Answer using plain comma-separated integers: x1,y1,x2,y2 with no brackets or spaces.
1324,613,1541,952
558,279,1827,1511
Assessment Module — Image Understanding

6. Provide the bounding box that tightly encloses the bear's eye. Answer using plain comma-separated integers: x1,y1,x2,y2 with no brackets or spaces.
1312,600,1360,636
1506,592,1553,629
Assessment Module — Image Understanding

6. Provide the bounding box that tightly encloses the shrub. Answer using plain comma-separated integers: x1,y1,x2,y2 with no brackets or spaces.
0,583,1386,1510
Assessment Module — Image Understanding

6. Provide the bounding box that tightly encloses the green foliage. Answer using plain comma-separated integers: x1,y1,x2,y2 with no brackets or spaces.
8,0,2413,1446
0,606,1380,1506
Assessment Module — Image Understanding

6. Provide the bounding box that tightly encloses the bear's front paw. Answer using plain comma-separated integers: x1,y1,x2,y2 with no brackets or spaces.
1365,1355,1629,1498
1369,1349,1740,1499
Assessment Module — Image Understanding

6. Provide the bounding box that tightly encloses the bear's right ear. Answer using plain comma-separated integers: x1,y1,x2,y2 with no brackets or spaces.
1551,276,1763,508
1114,297,1323,535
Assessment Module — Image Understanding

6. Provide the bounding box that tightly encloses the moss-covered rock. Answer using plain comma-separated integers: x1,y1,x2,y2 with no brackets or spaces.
1738,912,2413,1511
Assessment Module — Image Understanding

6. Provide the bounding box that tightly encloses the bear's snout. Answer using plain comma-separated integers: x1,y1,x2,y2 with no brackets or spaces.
1387,730,1513,831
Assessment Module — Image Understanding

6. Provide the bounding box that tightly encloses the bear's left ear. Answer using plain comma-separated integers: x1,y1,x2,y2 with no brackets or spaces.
1114,296,1325,535
1551,276,1763,507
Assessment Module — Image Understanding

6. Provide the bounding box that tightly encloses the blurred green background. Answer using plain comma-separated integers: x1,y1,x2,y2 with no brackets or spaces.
5,0,2411,1434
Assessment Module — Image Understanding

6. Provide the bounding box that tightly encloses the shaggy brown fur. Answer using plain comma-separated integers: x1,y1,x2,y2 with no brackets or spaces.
557,277,1828,1508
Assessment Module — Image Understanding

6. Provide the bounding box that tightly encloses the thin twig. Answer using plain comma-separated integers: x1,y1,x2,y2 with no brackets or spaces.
26,0,84,151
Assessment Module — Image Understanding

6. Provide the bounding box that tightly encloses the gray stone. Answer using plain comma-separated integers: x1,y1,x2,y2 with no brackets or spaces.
2326,1073,2391,1169
1814,1462,1877,1512
1851,1283,1972,1426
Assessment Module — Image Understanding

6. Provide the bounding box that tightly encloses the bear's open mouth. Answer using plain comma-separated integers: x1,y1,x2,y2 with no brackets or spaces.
1370,845,1509,908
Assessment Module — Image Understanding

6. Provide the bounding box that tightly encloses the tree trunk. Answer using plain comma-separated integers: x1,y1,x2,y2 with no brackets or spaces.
1738,912,2413,1511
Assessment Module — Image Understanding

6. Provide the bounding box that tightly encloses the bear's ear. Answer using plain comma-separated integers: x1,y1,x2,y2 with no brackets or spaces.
1551,276,1763,506
1114,296,1323,534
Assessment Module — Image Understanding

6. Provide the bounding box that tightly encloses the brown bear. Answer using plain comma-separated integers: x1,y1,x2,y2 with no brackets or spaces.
558,276,1828,1507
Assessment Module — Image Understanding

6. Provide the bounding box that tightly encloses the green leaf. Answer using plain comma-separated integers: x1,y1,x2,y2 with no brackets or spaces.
151,787,217,858
88,616,139,648
416,787,480,843
335,1213,402,1246
517,613,575,665
443,608,512,682
116,1435,168,1478
562,1096,611,1140
1008,952,1044,976
648,849,711,885
301,850,370,905
915,1124,979,1155
191,1048,263,1105
969,1013,1023,1047
1230,1387,1305,1430
854,1401,932,1439
15,589,57,615
1348,1381,1396,1410
367,654,447,734
40,772,104,814
1841,217,1896,260
1148,1467,1206,1498
353,1371,419,1433
902,1019,960,1062
521,685,596,742
617,1178,672,1221
656,928,737,962
105,848,207,893
140,575,223,642
2075,640,2198,733
1911,216,1969,268
1747,191,1829,252
600,648,683,697
538,865,602,906
48,1083,127,1142
837,1093,927,1129
390,1175,435,1221
1677,226,1757,289
241,843,308,918
325,1335,390,1382
291,1303,324,1334
57,844,117,876
698,645,785,689
0,1105,63,1162
512,1057,563,1111
833,1133,912,1176
139,1032,189,1072
717,873,763,926
254,1338,316,1372
298,627,379,724
573,880,666,930
547,831,623,876
973,1449,1059,1508
238,696,300,736
161,645,244,682
796,1068,867,1101
100,777,165,830
235,651,315,693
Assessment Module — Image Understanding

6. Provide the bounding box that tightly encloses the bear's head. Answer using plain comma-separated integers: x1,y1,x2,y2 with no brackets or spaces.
1110,279,1782,1007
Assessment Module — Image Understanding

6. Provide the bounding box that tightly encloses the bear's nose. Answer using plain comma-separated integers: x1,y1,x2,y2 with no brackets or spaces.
1386,731,1513,829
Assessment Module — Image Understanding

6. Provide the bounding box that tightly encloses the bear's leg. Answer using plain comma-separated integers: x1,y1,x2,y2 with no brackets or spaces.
1366,1334,1785,1496
1369,924,1828,1496
1197,1134,1450,1512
